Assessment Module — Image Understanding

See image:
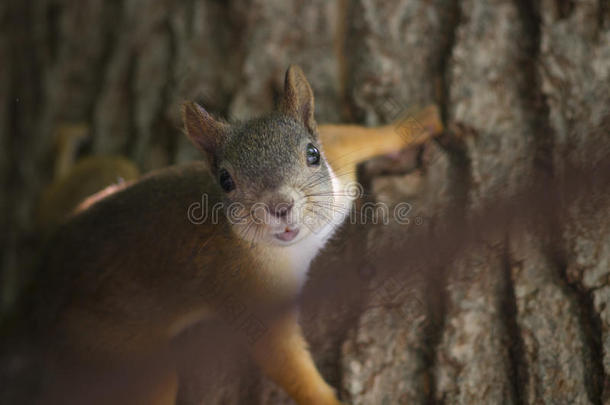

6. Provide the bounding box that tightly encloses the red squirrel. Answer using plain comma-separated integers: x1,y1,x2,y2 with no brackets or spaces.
28,65,442,404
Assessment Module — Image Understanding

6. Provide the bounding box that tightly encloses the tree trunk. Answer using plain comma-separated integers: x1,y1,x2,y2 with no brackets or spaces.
1,1,609,404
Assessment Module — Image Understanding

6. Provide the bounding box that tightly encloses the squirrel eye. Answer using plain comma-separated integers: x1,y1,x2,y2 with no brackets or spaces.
218,169,235,192
306,143,320,166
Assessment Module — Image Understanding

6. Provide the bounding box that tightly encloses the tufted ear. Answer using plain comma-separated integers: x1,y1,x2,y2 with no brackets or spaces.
279,65,317,135
182,101,229,167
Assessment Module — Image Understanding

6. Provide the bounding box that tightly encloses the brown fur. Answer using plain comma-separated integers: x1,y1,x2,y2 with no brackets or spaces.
320,105,443,183
31,65,443,405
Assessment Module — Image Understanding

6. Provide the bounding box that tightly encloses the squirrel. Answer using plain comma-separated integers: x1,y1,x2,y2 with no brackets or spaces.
25,65,442,405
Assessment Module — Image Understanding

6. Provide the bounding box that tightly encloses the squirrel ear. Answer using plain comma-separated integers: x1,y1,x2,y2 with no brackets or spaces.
182,101,229,164
280,65,317,134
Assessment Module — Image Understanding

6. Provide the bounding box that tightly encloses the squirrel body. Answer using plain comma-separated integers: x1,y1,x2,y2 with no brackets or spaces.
30,66,443,405
37,155,140,232
35,66,352,405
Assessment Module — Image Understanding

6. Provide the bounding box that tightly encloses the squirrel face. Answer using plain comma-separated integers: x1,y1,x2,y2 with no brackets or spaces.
219,114,336,245
183,66,345,247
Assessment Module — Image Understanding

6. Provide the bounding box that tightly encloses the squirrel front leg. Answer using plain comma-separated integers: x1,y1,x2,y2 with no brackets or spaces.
251,311,343,405
319,104,443,184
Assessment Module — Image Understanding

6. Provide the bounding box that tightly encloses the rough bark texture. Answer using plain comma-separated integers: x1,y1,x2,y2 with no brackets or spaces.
2,1,609,404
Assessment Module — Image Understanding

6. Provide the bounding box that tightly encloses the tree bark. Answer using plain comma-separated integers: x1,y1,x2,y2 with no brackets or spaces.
1,1,609,404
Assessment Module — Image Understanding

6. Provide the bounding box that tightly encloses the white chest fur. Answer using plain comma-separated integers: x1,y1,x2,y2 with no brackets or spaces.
170,170,352,337
270,168,353,289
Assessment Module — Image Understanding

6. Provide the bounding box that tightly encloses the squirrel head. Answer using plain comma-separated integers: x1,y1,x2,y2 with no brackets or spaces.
182,65,345,246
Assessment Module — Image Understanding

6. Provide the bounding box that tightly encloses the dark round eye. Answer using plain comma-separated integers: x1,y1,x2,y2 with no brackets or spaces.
306,143,320,166
218,169,235,192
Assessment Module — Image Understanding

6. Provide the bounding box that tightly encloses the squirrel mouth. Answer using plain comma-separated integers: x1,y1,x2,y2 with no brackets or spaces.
274,227,299,242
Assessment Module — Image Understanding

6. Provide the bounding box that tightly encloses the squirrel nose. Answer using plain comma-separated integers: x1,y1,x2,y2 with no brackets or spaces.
269,199,294,218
